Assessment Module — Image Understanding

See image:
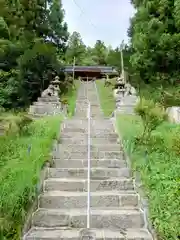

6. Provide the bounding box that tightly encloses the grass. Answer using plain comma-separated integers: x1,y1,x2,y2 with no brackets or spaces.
116,114,180,240
135,83,180,108
0,115,63,239
61,80,80,117
96,79,116,116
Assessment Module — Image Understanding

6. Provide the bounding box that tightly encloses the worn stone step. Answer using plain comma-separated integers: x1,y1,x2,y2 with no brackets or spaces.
61,128,115,134
59,137,118,144
53,159,127,168
48,167,130,179
63,119,113,126
24,227,153,240
61,129,115,136
39,191,139,208
61,129,115,135
32,208,144,229
53,150,124,160
44,178,134,191
55,144,122,152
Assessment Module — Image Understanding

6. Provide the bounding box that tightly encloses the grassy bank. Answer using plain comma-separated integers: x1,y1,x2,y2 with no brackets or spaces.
96,79,115,116
61,80,80,117
0,115,63,239
133,81,180,108
116,114,180,240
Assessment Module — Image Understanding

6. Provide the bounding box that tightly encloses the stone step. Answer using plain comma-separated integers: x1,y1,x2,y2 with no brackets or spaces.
53,159,127,168
32,208,144,229
44,178,134,191
60,132,116,138
59,137,118,144
63,119,112,125
53,150,124,160
54,144,122,152
39,191,139,208
48,167,130,179
24,227,152,240
61,127,115,133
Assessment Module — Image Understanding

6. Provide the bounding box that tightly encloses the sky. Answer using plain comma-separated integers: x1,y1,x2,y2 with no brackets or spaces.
61,0,135,48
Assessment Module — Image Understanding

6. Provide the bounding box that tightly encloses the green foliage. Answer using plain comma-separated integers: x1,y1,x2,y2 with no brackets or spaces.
0,70,20,109
65,31,86,65
135,98,168,140
48,0,69,53
129,0,180,84
0,113,33,136
64,31,132,71
0,0,68,109
96,79,116,116
0,17,10,39
116,114,180,240
61,80,80,117
0,115,62,239
18,41,63,105
91,40,108,65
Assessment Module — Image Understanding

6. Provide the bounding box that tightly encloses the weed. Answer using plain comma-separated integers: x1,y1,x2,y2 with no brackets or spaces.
116,114,180,240
61,80,80,117
135,98,168,142
0,115,63,239
96,79,116,116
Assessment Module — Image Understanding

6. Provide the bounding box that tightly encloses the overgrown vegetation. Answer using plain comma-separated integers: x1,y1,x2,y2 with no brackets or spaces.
122,0,180,106
96,79,116,116
61,79,80,117
116,99,180,240
129,0,180,85
134,98,168,141
0,115,62,239
0,0,68,109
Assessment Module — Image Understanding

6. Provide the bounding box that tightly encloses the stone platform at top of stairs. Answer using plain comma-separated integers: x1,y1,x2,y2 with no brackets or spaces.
24,227,152,240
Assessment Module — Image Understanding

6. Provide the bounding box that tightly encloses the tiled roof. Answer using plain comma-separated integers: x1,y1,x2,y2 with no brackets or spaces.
64,66,117,73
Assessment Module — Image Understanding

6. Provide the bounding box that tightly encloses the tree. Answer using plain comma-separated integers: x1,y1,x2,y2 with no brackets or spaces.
91,40,108,65
0,0,69,109
129,0,180,85
65,31,86,65
48,0,69,55
106,46,121,70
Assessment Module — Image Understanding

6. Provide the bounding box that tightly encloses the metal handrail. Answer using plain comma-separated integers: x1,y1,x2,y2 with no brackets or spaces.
87,100,91,228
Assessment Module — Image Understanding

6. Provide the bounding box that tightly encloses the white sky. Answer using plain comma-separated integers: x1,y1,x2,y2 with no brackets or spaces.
62,0,135,48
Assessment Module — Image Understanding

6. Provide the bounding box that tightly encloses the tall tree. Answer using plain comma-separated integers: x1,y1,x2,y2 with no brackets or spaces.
129,0,180,84
65,31,86,65
48,0,69,55
0,0,69,109
92,40,108,65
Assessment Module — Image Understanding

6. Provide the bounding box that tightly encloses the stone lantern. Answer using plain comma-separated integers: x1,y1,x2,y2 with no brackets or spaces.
51,76,60,98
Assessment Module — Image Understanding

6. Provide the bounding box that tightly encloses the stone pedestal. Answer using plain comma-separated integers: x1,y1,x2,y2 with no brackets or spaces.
29,96,62,117
166,106,180,123
116,95,139,115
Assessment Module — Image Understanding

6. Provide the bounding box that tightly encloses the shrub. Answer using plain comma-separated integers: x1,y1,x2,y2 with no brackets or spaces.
0,70,22,109
0,113,33,136
135,98,168,141
0,116,62,239
18,40,64,106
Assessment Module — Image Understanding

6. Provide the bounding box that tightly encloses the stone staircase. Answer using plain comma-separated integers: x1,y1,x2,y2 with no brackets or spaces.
23,82,153,239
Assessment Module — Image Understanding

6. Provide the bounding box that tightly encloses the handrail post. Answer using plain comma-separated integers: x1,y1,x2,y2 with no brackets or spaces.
87,100,91,228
